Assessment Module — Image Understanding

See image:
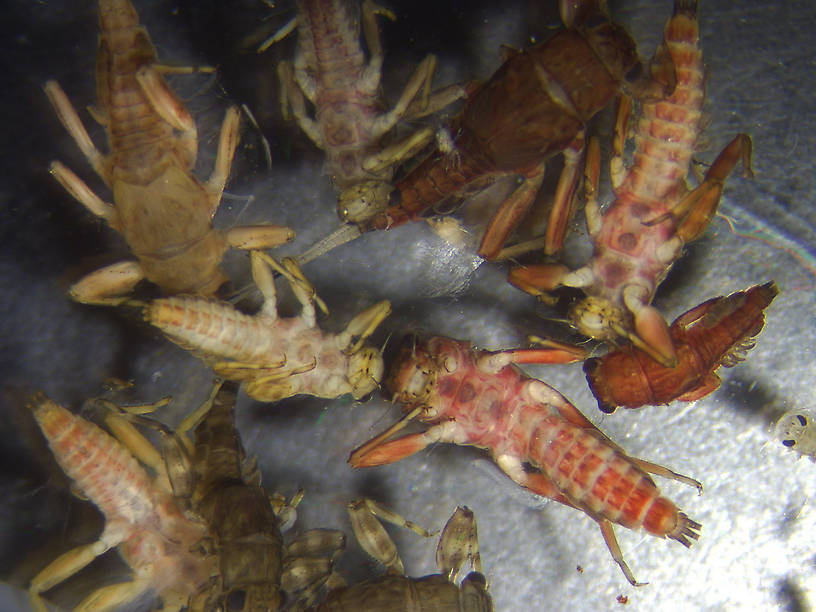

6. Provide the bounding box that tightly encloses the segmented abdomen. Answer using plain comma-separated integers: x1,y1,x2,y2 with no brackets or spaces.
193,382,284,605
98,0,182,183
30,394,156,526
584,7,706,309
620,10,703,204
300,0,366,91
525,412,686,539
146,296,282,363
679,281,777,367
375,144,495,229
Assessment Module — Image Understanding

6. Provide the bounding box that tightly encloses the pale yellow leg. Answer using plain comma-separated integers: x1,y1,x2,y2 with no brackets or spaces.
361,0,396,64
134,66,197,164
241,361,318,402
282,256,329,316
110,396,172,416
212,359,290,382
214,359,320,403
43,80,107,180
362,126,435,174
277,60,322,145
134,65,196,133
153,63,215,75
371,54,438,138
49,161,117,224
204,106,241,211
102,395,200,497
339,300,392,354
177,380,224,435
257,15,298,53
405,81,470,121
253,251,327,318
74,577,152,612
29,539,114,612
224,225,295,250
493,236,550,262
346,345,385,398
68,261,146,306
250,250,281,318
104,412,166,476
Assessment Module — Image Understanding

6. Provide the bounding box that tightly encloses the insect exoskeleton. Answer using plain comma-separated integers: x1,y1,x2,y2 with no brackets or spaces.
46,0,294,305
145,251,390,403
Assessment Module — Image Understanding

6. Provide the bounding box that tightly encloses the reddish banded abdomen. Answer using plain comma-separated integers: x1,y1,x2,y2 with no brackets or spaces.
527,414,681,537
585,15,706,306
32,397,155,525
622,15,703,205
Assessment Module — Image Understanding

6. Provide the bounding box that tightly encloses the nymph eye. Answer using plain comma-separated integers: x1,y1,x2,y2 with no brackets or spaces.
782,439,796,448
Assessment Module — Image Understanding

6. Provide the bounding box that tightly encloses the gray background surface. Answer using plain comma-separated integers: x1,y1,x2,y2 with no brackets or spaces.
1,0,815,610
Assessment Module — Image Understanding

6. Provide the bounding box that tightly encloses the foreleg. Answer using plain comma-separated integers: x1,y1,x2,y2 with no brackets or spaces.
622,284,677,367
337,300,392,354
349,414,456,467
